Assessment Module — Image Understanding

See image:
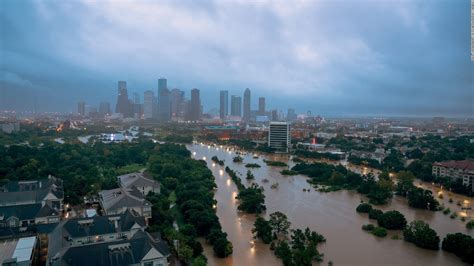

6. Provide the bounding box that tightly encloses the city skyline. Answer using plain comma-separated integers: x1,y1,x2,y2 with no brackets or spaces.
1,1,473,117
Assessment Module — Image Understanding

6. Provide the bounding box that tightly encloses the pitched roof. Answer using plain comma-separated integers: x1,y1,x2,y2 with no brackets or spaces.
0,204,42,221
0,177,64,206
62,210,146,238
58,230,169,266
118,172,159,190
98,187,151,212
433,160,474,171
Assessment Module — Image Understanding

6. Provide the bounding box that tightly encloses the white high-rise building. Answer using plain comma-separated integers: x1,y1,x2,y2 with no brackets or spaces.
268,122,291,153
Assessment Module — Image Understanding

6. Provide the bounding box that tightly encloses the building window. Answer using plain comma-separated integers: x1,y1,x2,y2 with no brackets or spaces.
143,262,153,266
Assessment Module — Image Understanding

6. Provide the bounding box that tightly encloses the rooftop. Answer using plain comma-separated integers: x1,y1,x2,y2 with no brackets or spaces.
433,160,474,171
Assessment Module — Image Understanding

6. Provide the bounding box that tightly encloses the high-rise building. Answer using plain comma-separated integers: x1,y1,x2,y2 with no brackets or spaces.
271,109,278,121
219,90,229,119
258,97,265,115
170,89,184,119
133,93,140,104
268,122,291,153
287,108,297,122
158,78,167,92
243,88,251,122
157,78,170,122
230,95,242,117
187,88,201,121
144,90,155,120
99,102,111,116
116,81,132,117
77,101,85,116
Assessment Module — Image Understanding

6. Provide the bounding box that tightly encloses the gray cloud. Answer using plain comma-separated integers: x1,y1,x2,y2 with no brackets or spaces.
0,0,472,117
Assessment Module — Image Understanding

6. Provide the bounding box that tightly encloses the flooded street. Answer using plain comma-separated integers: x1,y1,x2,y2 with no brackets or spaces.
188,143,473,266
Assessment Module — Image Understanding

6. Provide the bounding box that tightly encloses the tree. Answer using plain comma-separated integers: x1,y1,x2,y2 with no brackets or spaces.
368,209,383,220
274,240,293,266
403,220,440,250
356,203,372,213
269,211,291,239
237,184,266,213
246,170,255,180
407,187,439,210
395,171,415,196
442,233,474,264
213,237,233,258
367,178,393,204
377,210,407,230
253,216,273,244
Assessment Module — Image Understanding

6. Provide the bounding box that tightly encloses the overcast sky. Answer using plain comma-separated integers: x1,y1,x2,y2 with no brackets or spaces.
1,0,473,117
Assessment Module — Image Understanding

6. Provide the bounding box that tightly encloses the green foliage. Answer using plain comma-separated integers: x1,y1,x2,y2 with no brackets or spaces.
280,169,298,176
466,220,474,229
232,156,243,163
371,227,387,237
407,187,439,210
358,174,393,205
269,211,291,239
377,210,407,230
252,216,273,244
292,162,362,189
246,170,255,180
213,236,233,258
361,224,375,231
211,156,225,166
442,233,474,264
368,209,384,220
293,149,341,161
403,220,440,250
348,155,381,169
356,203,373,213
163,134,193,143
245,163,261,168
225,166,244,191
264,160,288,167
237,184,266,213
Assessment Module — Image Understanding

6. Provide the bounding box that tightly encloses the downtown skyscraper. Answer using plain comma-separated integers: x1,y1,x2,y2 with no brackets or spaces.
143,90,155,120
157,78,171,122
243,88,251,122
219,90,228,119
187,88,201,121
115,81,132,117
258,97,265,115
230,95,242,117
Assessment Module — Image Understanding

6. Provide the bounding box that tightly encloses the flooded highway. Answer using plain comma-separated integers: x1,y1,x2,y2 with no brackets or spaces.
188,143,473,266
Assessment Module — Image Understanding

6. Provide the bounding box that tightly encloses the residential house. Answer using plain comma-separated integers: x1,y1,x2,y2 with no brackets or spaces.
118,172,160,196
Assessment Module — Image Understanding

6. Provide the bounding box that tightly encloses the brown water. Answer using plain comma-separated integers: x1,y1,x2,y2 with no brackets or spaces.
188,143,473,266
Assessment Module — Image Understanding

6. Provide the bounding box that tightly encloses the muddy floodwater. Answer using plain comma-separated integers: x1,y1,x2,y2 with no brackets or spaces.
187,143,473,266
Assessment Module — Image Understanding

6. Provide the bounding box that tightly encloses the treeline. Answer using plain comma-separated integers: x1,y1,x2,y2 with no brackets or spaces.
356,203,474,263
264,160,288,167
253,212,326,266
0,140,156,204
225,166,266,213
291,162,439,209
147,143,232,259
348,155,381,169
293,149,341,161
163,134,193,144
211,155,225,166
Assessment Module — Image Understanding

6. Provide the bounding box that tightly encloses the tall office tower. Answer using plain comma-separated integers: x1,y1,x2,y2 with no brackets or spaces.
258,97,265,115
157,78,170,122
133,93,140,104
243,88,251,122
99,102,111,116
230,95,242,117
287,108,297,121
170,89,184,118
143,90,155,119
187,88,201,121
268,122,291,153
271,109,278,121
116,81,132,117
219,90,229,119
77,101,85,116
158,78,167,92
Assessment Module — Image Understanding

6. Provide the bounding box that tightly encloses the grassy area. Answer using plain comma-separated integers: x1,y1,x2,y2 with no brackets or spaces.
168,191,177,204
116,163,145,175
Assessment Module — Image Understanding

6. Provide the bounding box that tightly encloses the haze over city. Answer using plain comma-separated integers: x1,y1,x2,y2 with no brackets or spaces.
1,0,472,117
